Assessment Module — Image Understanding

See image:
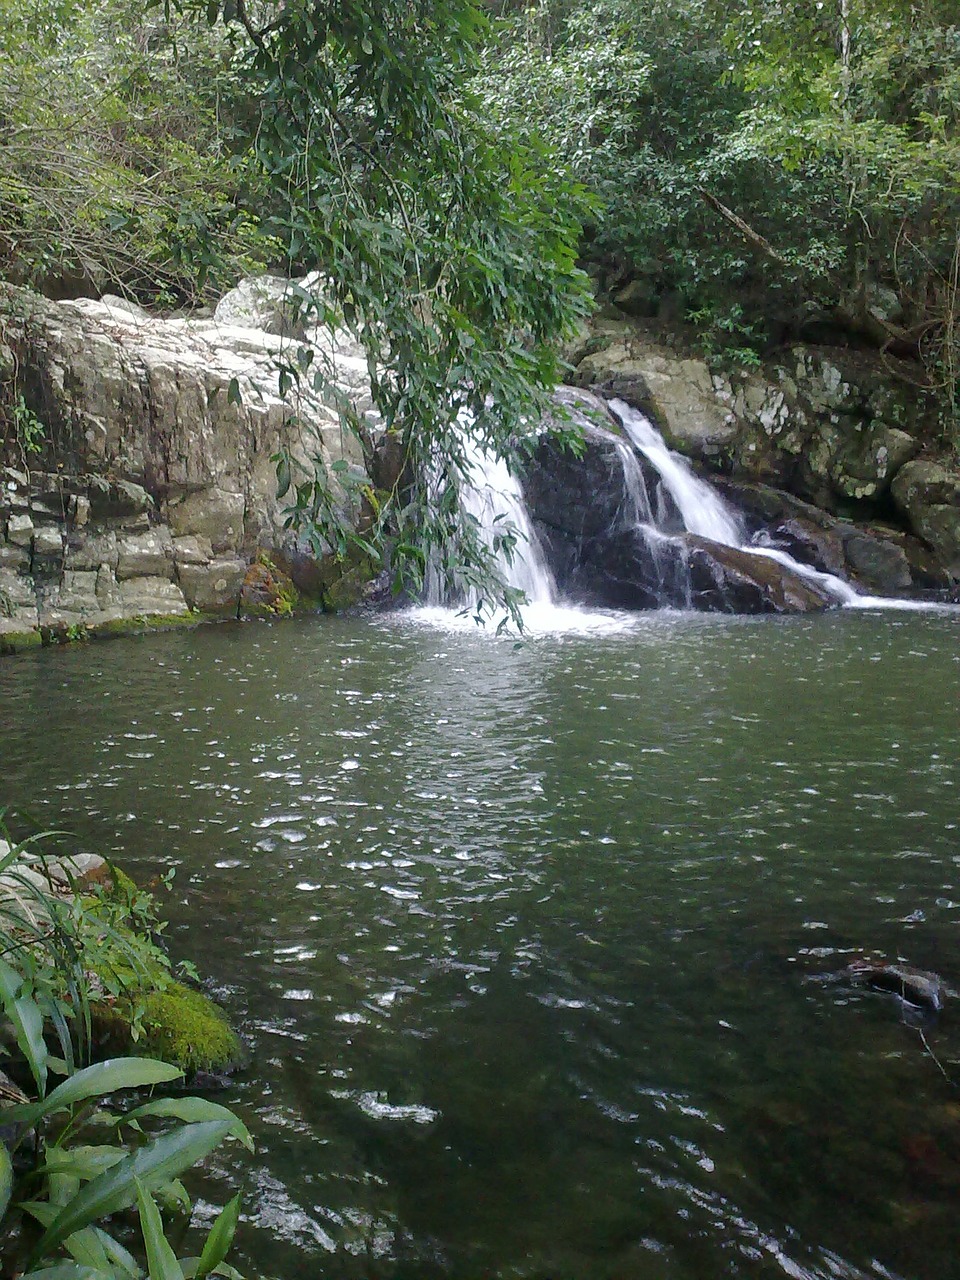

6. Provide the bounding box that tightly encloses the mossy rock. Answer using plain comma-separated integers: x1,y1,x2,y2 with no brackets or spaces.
95,982,244,1076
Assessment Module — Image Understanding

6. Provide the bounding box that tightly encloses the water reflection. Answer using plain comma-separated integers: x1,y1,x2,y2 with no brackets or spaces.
0,610,958,1278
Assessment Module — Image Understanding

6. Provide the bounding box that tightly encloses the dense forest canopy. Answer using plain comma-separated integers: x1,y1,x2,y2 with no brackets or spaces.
1,0,957,610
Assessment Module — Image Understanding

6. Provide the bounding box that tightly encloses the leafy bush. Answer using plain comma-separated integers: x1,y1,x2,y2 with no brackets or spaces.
0,829,250,1277
0,0,276,302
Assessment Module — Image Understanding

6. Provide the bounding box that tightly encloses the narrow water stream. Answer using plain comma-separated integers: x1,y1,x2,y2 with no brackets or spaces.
0,608,958,1279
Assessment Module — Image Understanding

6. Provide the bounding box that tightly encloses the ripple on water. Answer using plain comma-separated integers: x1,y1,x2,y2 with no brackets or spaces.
0,611,958,1279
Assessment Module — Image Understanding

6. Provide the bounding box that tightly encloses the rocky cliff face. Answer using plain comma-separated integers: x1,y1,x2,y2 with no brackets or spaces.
0,279,374,650
568,317,959,591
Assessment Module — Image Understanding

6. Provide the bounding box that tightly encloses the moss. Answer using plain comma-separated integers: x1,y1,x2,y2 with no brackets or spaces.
95,981,243,1074
88,611,211,640
136,982,244,1074
321,548,379,612
240,555,302,618
0,627,43,655
83,867,244,1074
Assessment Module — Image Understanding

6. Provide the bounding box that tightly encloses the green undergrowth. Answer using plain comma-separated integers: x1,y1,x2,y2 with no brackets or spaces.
0,825,249,1276
81,868,243,1076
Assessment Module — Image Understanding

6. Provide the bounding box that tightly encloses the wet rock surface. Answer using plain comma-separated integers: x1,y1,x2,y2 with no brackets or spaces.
844,960,950,1013
568,318,957,591
524,396,837,614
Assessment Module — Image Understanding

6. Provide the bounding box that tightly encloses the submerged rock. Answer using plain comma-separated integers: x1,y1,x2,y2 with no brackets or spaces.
845,960,948,1012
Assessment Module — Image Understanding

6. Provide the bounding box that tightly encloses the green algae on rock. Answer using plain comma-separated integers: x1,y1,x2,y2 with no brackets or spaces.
94,980,245,1076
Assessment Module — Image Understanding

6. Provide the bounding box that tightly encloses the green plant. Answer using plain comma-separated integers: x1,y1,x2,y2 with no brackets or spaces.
0,827,250,1277
0,1040,250,1277
12,395,43,454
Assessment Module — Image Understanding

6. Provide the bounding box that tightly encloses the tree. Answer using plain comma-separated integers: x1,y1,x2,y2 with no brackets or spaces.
0,0,273,301
194,0,593,622
721,0,960,430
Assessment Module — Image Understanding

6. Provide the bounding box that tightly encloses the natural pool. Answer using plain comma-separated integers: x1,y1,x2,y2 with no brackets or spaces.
1,607,958,1279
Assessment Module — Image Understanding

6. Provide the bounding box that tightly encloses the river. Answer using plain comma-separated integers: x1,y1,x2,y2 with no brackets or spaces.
0,607,958,1279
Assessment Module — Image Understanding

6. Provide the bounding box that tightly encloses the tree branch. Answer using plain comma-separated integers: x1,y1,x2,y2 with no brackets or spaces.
697,187,787,265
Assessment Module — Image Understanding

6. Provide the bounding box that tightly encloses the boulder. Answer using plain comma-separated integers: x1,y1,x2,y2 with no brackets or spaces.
573,338,738,456
118,577,189,617
0,567,37,619
523,395,838,614
845,960,947,1013
6,513,33,547
167,488,245,553
213,273,312,339
891,459,960,578
568,526,692,611
0,276,375,644
718,477,950,594
751,517,846,576
524,390,684,595
684,536,836,613
116,529,174,580
87,476,155,520
177,558,246,611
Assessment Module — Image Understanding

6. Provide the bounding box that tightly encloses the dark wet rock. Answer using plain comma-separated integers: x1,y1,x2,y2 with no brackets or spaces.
891,459,960,580
524,395,840,614
843,532,912,593
524,412,659,545
845,960,948,1012
717,477,950,595
566,526,690,610
524,394,684,603
751,517,846,576
684,536,835,613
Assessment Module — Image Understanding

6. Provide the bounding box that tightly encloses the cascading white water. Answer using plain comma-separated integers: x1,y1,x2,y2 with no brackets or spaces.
607,398,863,606
611,400,744,546
454,438,556,609
416,393,948,629
416,416,647,633
421,426,557,618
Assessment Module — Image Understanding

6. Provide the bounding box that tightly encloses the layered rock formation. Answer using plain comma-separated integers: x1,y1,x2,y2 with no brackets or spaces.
0,279,374,649
568,318,959,593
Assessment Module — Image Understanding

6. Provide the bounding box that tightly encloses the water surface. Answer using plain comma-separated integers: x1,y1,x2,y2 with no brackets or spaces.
1,609,958,1279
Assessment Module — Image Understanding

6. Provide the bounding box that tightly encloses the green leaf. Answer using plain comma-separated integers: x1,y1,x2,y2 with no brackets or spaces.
7,1059,182,1128
181,1263,242,1280
276,454,292,499
0,1141,12,1220
0,959,47,1096
137,1180,186,1280
41,1145,126,1182
196,1194,241,1278
122,1099,253,1153
96,1227,142,1279
226,378,242,407
19,1266,116,1280
30,1121,233,1266
61,1227,111,1272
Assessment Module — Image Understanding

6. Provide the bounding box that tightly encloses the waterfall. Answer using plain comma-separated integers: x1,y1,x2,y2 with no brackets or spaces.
607,398,862,606
423,432,557,613
612,401,744,546
417,392,943,627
